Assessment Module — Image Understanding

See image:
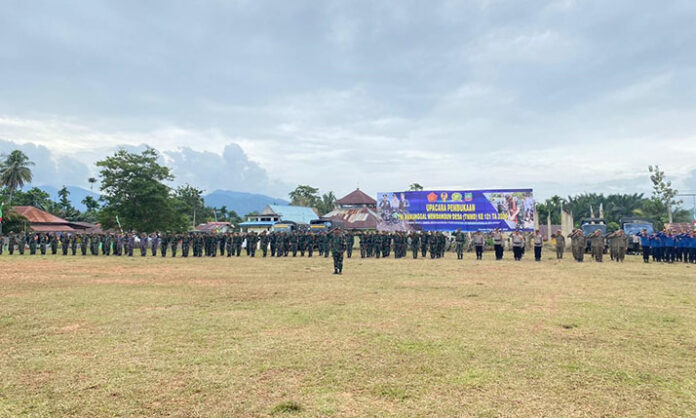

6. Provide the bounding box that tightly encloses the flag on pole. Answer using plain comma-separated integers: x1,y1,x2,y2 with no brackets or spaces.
0,203,3,223
116,215,123,233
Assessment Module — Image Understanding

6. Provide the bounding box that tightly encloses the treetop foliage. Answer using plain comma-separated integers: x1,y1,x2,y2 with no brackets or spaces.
0,146,692,234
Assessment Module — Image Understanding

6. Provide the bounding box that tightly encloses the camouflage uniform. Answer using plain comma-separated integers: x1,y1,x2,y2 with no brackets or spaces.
49,234,58,255
30,234,38,255
8,234,15,255
17,233,26,255
615,231,628,262
345,232,354,258
410,232,420,259
330,230,346,274
160,234,168,257
454,230,466,260
590,231,604,262
260,233,269,257
554,232,565,259
568,230,585,262
181,235,190,257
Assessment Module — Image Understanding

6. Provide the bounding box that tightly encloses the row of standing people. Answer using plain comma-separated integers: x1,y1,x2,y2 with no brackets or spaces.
566,229,628,263
0,229,582,262
636,230,696,264
0,231,345,258
5,229,692,265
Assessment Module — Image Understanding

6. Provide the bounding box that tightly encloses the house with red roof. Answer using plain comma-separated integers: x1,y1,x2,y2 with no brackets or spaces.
322,189,379,230
11,206,96,233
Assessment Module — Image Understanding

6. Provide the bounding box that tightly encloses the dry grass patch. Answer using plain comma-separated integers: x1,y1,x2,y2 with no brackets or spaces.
1,253,695,416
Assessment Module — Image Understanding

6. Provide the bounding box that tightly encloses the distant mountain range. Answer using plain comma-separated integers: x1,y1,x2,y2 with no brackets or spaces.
27,186,286,216
203,190,289,216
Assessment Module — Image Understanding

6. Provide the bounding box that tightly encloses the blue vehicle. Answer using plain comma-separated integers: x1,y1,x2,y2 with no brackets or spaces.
621,218,654,253
581,218,607,253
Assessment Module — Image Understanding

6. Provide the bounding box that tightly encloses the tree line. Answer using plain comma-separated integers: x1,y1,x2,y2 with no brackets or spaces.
536,165,690,231
0,147,340,234
0,148,249,233
1,148,691,234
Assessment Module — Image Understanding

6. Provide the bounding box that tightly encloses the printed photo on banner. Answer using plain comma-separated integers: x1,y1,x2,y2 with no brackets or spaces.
376,189,535,232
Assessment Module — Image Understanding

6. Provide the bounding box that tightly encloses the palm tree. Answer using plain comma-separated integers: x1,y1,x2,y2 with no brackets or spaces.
605,193,645,222
317,192,337,216
82,196,99,212
88,177,97,191
0,150,34,204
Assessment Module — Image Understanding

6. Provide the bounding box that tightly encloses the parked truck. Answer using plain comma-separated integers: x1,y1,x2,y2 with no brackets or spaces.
581,218,607,253
620,218,654,254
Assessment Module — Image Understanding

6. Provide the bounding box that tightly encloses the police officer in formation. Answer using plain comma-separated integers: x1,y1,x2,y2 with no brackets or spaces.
511,230,525,261
472,231,484,260
532,230,544,262
492,228,504,260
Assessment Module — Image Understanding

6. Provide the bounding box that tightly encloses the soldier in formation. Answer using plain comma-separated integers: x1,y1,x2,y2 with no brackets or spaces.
554,231,565,259
606,230,628,262
589,230,604,262
454,229,466,260
330,228,346,274
4,228,693,273
568,229,585,262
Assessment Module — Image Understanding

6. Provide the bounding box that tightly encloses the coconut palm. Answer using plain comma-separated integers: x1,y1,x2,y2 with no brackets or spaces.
0,150,34,204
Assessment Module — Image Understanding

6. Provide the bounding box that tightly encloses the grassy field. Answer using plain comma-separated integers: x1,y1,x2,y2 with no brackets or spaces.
1,252,696,417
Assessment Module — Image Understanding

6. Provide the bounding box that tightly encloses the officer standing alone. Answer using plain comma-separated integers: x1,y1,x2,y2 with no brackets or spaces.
330,228,346,275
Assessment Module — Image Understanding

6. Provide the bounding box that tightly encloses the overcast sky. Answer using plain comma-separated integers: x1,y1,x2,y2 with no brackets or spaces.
1,0,696,202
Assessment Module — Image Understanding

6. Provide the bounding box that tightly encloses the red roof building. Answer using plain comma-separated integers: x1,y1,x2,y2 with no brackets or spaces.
195,222,235,233
323,189,379,230
665,223,695,234
11,206,96,233
335,188,377,207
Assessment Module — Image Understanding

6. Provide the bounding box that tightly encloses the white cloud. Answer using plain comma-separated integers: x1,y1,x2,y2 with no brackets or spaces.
1,0,696,201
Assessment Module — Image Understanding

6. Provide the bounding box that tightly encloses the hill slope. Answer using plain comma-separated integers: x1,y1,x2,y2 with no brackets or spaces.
203,190,289,216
